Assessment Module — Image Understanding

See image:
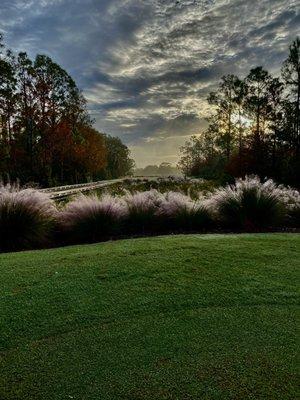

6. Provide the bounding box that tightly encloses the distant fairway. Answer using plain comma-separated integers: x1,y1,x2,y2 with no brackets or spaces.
0,234,299,400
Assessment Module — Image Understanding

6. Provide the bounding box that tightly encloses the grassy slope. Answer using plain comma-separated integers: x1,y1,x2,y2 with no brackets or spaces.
0,234,299,400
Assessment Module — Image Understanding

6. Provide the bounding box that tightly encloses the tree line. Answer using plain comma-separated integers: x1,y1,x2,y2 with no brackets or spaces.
179,37,300,186
0,35,134,186
134,162,181,177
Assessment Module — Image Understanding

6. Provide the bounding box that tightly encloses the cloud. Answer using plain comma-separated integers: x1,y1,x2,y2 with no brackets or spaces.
0,0,297,166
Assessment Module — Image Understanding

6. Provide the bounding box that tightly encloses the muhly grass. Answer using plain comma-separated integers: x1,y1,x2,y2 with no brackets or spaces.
0,184,57,252
0,177,299,251
59,194,127,243
123,190,164,233
63,189,213,237
158,191,213,231
275,185,300,227
98,176,217,199
204,176,298,230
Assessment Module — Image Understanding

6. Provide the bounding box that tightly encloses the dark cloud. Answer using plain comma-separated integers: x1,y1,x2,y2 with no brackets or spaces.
0,0,297,166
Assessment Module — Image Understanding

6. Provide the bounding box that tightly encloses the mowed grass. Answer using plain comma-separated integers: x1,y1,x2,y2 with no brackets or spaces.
0,234,299,400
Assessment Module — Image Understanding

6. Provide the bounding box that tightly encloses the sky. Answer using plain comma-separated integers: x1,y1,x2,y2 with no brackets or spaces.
0,0,299,167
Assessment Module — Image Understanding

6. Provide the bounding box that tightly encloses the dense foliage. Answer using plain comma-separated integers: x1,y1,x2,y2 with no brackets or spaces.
95,176,217,199
134,162,181,177
60,194,126,243
100,135,135,179
0,35,134,186
0,177,299,251
179,38,300,186
0,184,56,251
206,177,287,230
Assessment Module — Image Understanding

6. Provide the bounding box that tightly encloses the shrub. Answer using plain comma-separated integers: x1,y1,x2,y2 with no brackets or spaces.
0,184,57,252
94,177,217,199
124,190,164,233
277,186,300,227
60,194,126,244
158,192,213,231
288,205,300,227
205,176,287,230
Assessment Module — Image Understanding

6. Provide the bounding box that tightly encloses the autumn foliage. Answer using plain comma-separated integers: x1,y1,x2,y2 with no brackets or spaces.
0,36,133,186
179,38,300,186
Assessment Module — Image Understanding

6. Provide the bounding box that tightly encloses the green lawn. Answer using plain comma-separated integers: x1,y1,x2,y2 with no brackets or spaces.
0,234,299,400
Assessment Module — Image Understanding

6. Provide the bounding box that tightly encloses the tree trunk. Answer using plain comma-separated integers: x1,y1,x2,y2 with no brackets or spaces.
296,72,300,154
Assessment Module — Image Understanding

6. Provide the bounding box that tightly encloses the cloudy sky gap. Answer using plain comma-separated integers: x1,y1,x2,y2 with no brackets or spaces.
0,0,298,166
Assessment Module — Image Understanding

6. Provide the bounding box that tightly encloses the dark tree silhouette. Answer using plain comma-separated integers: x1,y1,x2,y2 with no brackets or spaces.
179,37,300,186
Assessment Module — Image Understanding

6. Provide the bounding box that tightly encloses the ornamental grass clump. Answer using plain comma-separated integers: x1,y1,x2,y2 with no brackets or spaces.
0,184,57,252
288,204,300,227
60,194,127,244
158,192,213,231
205,176,287,231
276,186,300,227
124,190,164,233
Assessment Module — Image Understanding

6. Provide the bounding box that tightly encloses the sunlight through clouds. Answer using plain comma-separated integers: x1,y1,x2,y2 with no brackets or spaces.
0,0,298,165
